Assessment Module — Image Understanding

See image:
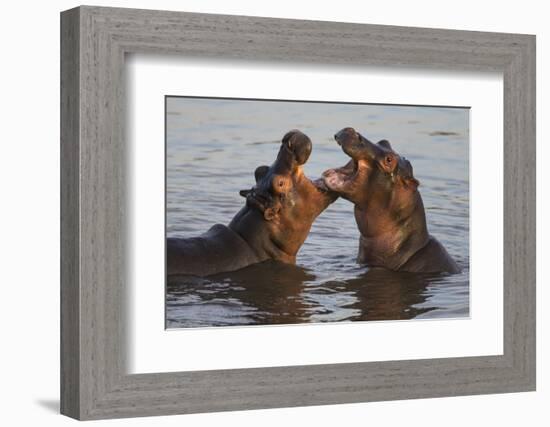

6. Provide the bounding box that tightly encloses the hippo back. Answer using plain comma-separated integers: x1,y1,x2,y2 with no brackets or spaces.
167,224,262,277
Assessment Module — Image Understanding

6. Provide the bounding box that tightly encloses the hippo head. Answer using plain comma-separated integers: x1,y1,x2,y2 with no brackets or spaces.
236,130,337,260
322,127,419,209
321,127,462,274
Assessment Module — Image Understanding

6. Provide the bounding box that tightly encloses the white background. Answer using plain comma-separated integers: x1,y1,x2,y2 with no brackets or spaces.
128,58,502,373
0,1,546,426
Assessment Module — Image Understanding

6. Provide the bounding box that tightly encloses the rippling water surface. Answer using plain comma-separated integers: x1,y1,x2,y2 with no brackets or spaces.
166,97,469,328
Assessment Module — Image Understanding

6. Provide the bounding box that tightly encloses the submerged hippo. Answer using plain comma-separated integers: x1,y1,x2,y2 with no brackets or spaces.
167,130,337,277
323,127,460,274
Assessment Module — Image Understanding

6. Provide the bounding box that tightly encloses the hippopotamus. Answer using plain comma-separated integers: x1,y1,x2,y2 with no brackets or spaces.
167,130,338,277
322,127,460,274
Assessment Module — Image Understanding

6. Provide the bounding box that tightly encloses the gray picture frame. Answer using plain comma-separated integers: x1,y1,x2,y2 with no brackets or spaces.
60,5,536,420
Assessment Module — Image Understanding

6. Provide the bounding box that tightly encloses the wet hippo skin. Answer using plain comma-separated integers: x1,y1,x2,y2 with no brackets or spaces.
323,127,460,274
167,130,338,277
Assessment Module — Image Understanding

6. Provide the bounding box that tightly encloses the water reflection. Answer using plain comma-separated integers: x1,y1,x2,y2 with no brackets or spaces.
342,269,438,321
167,262,314,327
166,261,462,328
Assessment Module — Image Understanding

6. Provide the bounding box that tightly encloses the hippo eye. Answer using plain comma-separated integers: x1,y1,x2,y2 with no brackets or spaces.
385,156,393,164
278,180,284,187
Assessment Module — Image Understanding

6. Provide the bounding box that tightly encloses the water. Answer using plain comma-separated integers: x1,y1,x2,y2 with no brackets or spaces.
166,97,469,328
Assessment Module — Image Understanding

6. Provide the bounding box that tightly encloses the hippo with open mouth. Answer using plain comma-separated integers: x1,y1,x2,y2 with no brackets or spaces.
322,127,460,274
167,130,338,277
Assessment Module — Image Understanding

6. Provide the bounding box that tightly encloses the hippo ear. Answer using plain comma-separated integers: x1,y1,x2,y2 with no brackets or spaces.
378,139,392,150
263,205,280,221
254,165,269,183
403,177,420,191
282,130,312,165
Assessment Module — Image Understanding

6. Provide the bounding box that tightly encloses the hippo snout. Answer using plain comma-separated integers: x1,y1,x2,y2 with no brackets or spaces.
282,130,312,165
334,127,381,161
334,127,360,146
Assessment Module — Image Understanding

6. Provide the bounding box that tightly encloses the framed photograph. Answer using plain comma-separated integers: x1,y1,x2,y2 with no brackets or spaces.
164,96,470,329
61,6,535,420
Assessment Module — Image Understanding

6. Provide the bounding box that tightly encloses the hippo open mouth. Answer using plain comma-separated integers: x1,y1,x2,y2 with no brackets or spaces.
240,129,338,218
322,159,361,192
311,177,332,193
322,127,377,194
